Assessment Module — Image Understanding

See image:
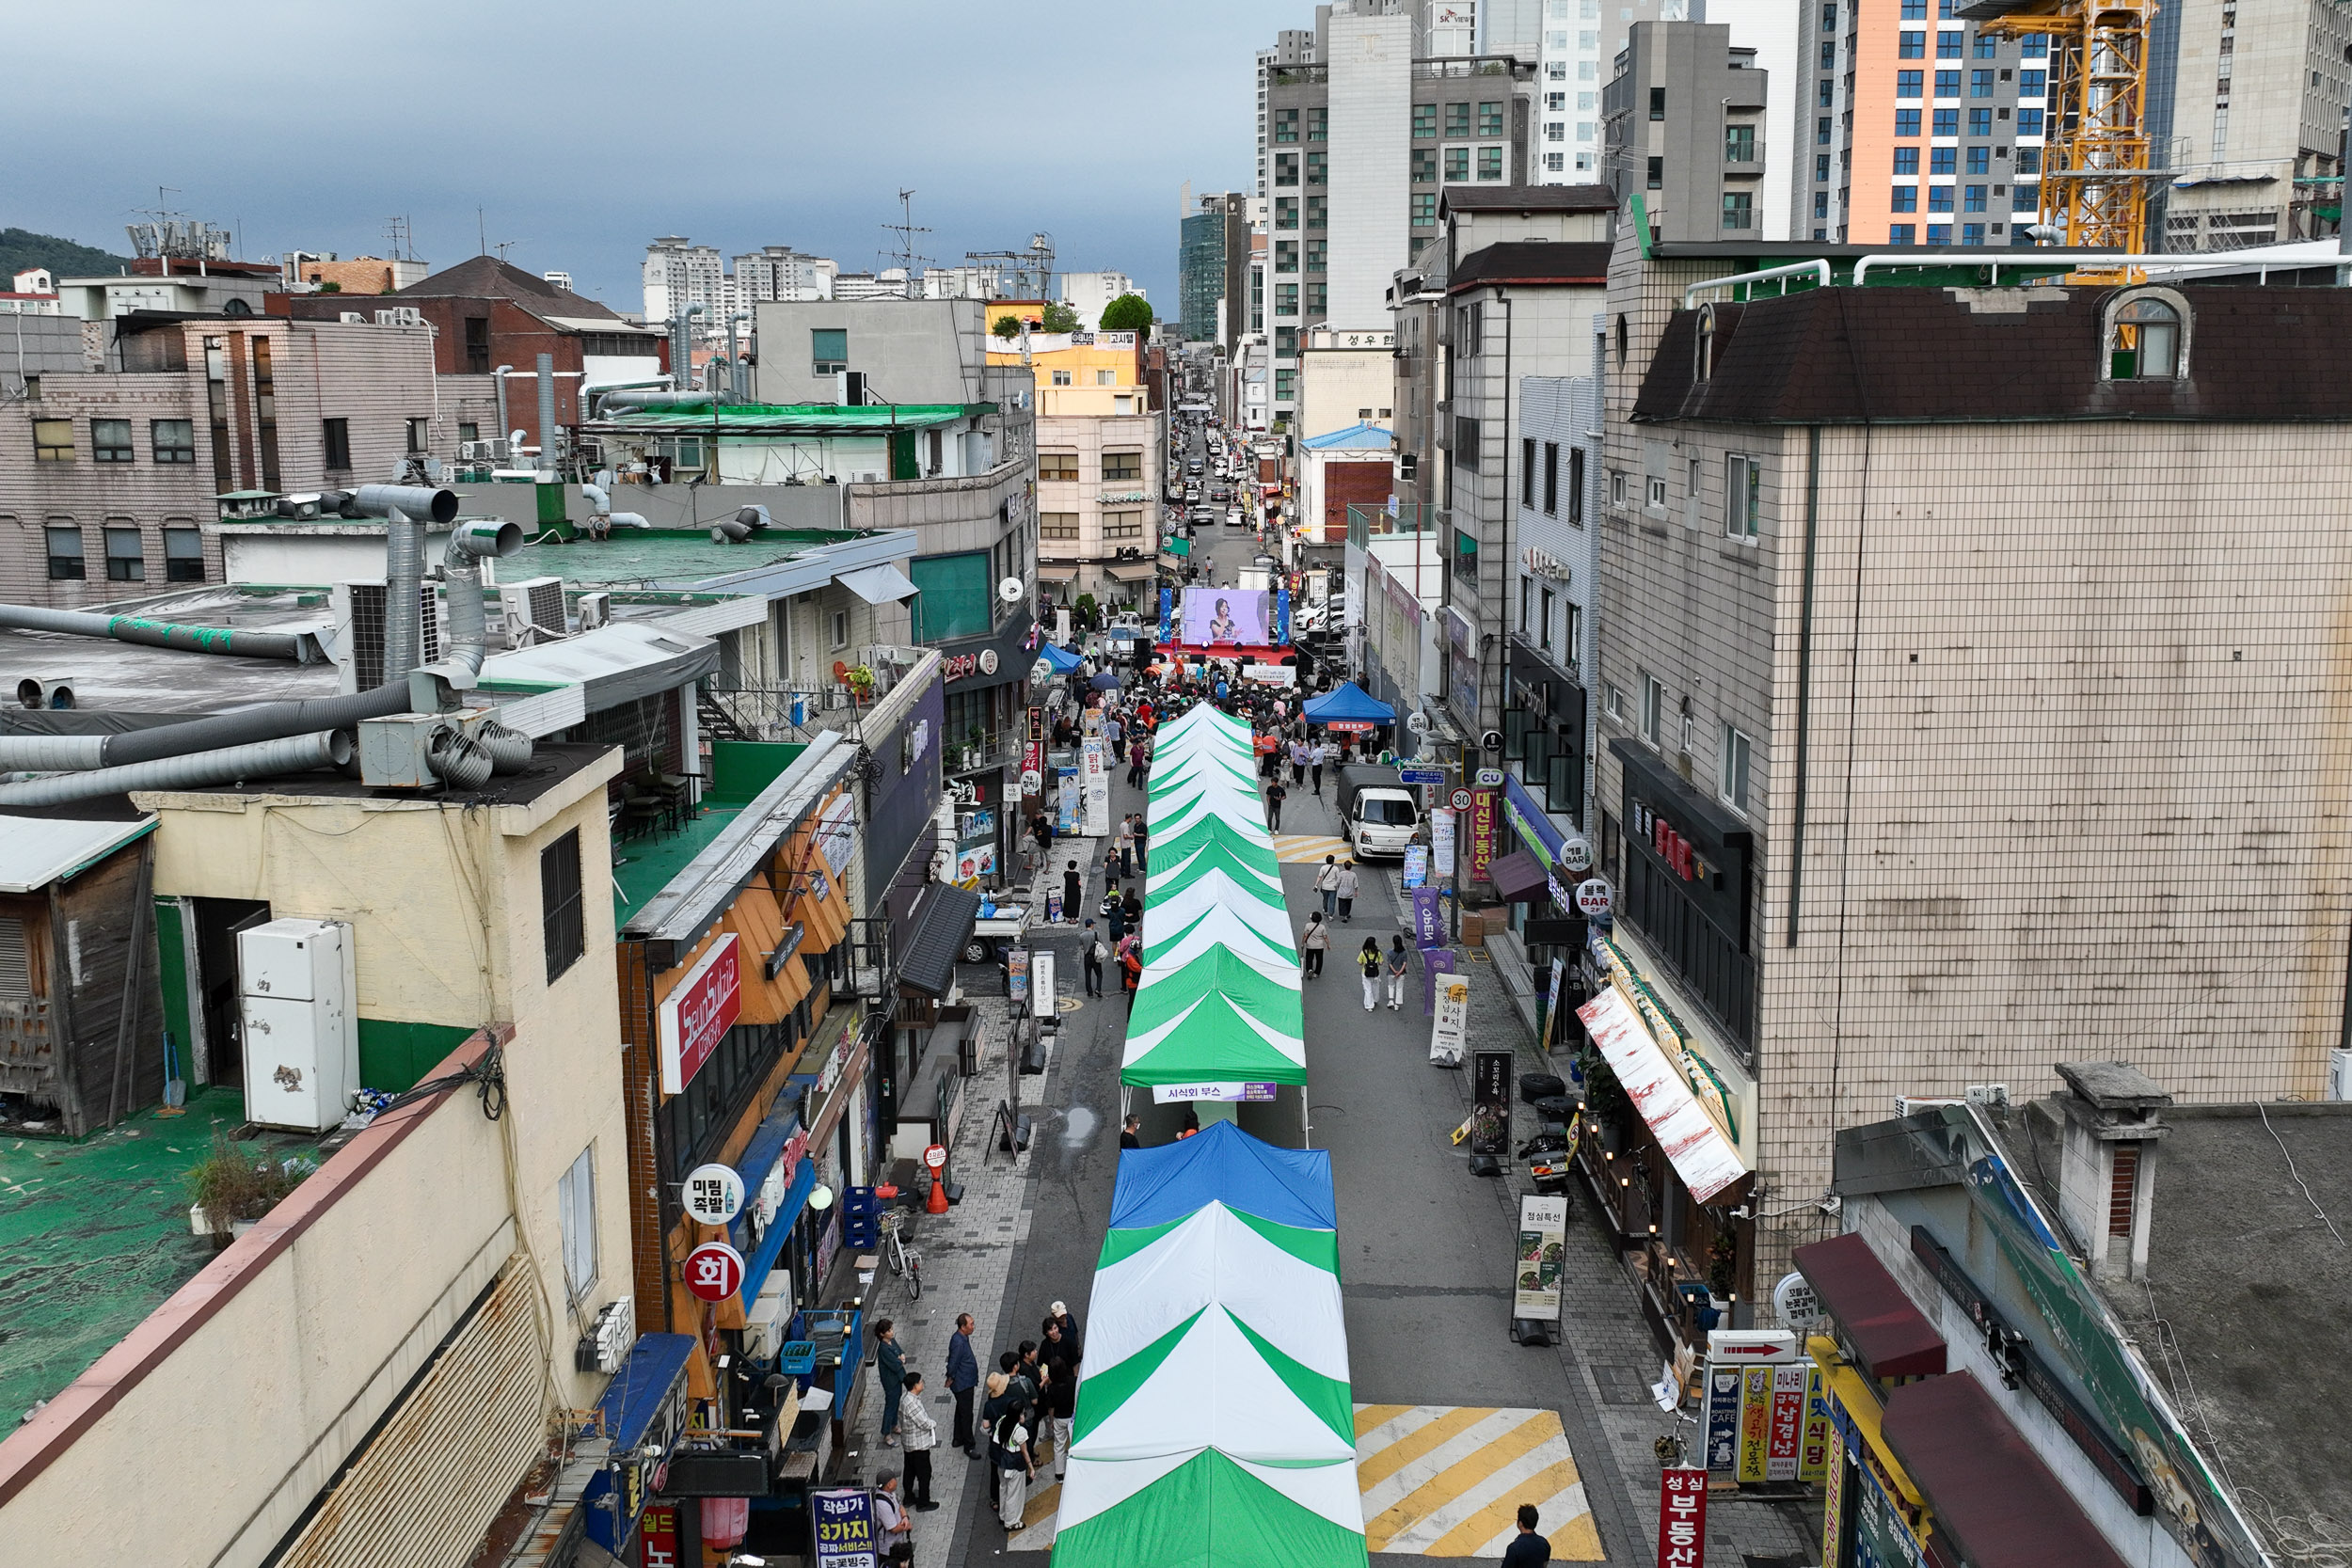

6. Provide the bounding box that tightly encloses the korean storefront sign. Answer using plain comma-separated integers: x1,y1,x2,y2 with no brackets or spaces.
1656,1467,1707,1568
1428,976,1469,1066
659,935,742,1094
1470,1049,1512,1156
812,1486,879,1568
1588,930,1741,1148
1081,736,1111,836
1468,787,1498,882
1512,1194,1567,1322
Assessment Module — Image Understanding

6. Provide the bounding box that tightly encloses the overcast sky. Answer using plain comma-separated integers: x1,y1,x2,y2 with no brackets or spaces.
4,0,1264,312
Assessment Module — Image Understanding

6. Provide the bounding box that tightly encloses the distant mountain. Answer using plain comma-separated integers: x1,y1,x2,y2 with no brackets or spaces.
0,227,135,285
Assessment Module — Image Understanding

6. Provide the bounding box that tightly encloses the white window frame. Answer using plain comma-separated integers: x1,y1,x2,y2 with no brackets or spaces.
1725,455,1761,540
1604,682,1625,721
832,609,850,649
1721,724,1753,815
559,1145,597,1304
1641,674,1664,748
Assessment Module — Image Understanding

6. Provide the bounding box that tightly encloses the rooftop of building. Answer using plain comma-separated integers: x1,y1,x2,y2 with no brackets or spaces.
1988,1094,2352,1555
0,1085,328,1427
1439,183,1615,216
589,401,992,434
0,587,340,719
610,738,815,933
1301,421,1394,451
390,254,636,325
1449,240,1613,293
1633,283,2352,424
496,526,888,593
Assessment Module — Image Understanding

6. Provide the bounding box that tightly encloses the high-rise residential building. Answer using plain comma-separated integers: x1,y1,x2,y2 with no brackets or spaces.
1602,23,1774,243
1254,1,1544,424
1800,0,2051,246
1179,192,1251,348
734,245,837,304
642,235,725,323
2162,0,2352,250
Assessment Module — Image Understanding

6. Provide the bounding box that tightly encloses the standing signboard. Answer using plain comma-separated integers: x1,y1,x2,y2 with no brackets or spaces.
1428,976,1470,1066
658,935,743,1094
1767,1363,1807,1481
1008,947,1031,1009
1703,1362,1744,1473
1657,1467,1708,1568
812,1486,879,1568
1801,1365,1833,1483
1739,1366,1774,1481
1033,951,1057,1020
1470,1049,1512,1156
1511,1194,1567,1322
1403,844,1429,888
1422,947,1456,1015
1410,886,1445,949
1056,765,1079,835
1431,808,1456,878
1081,737,1110,836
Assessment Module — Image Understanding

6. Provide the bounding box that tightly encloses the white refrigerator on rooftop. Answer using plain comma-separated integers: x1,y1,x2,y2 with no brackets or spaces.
239,918,359,1132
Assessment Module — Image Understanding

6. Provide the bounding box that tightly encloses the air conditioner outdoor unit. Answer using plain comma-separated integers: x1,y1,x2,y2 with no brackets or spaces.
2330,1047,2352,1102
331,580,443,695
1893,1096,1964,1118
576,591,611,630
374,306,422,328
498,577,567,648
743,1271,797,1360
339,311,366,325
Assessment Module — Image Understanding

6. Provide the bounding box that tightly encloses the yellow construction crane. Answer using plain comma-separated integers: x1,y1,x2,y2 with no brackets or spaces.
1971,0,2161,262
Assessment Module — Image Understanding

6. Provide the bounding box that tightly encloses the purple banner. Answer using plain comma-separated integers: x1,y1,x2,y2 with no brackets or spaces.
1422,947,1456,1017
1411,886,1445,949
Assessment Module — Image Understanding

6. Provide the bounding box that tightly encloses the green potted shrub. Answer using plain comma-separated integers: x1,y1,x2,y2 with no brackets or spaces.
185,1132,304,1247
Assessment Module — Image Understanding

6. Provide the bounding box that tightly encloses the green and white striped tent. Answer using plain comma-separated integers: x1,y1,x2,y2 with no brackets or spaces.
1120,705,1306,1091
1053,1124,1368,1568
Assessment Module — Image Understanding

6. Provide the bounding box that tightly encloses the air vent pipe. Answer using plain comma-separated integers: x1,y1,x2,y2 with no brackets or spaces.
0,729,355,806
417,520,521,693
536,351,560,473
491,365,514,452
597,389,728,416
0,684,410,772
0,603,317,662
347,486,457,680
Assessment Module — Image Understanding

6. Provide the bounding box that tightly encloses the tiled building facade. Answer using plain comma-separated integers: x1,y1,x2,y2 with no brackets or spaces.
1597,229,2352,1280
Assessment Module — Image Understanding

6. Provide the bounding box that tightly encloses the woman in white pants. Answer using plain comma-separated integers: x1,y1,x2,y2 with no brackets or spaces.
1385,934,1410,1009
1358,939,1382,1010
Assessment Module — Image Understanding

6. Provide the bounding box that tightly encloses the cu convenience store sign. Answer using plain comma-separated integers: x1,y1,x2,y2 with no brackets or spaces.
659,934,742,1094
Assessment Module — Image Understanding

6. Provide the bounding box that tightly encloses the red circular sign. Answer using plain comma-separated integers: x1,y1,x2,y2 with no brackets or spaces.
1450,788,1472,811
924,1143,949,1171
682,1241,746,1303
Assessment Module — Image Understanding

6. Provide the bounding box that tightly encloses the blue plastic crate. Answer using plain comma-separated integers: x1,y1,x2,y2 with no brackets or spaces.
778,1340,817,1375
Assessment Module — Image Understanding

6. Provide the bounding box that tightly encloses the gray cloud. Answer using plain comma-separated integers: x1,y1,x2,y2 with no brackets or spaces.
4,0,1263,310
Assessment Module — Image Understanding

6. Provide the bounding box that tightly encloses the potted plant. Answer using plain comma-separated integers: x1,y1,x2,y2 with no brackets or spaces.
185,1132,304,1247
844,664,876,704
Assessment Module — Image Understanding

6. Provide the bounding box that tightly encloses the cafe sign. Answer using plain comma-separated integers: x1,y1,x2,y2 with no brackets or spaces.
659,935,742,1095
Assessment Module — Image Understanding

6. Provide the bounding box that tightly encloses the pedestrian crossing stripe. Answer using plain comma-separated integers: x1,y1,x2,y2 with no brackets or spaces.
1003,1476,1061,1552
1352,1404,1603,1559
1274,832,1351,864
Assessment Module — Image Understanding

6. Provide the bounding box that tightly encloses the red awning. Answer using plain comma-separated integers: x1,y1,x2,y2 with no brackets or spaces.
1489,851,1549,903
1793,1233,1947,1380
1883,1373,2131,1568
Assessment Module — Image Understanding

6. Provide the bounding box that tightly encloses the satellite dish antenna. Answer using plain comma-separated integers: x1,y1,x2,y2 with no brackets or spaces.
998,577,1025,604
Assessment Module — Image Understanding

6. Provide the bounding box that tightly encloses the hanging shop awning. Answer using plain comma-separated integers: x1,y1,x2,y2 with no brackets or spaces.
1108,561,1159,582
1110,1119,1338,1231
1883,1372,2132,1568
1576,985,1747,1203
1793,1233,1947,1382
1039,563,1079,582
1488,850,1549,904
836,562,920,604
897,884,982,998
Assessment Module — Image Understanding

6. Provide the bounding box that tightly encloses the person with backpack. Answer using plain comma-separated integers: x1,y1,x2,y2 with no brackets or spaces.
1359,938,1384,1010
1081,919,1105,997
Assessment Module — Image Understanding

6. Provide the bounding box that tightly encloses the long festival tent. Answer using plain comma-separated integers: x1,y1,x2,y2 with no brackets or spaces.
1052,1121,1370,1568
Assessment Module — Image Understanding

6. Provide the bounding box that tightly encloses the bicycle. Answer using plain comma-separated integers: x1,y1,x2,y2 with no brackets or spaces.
880,1208,923,1299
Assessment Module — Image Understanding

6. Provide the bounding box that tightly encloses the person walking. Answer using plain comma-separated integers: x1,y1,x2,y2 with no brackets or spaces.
1301,911,1330,979
1132,814,1149,876
900,1374,940,1510
947,1314,980,1457
1311,738,1330,797
1313,854,1341,917
1336,860,1359,924
1358,938,1383,1010
1502,1503,1551,1566
1061,859,1082,924
875,1319,906,1446
1385,934,1411,1010
1120,940,1144,1008
1264,778,1287,832
1290,737,1309,786
1128,736,1150,787
1081,919,1106,997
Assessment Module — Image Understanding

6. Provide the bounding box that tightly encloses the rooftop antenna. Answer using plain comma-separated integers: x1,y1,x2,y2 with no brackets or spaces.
492,238,524,263
478,207,486,256
882,188,932,276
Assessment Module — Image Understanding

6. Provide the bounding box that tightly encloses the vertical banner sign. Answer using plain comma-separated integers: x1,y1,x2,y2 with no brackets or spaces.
1800,1364,1833,1483
1057,765,1079,834
1820,1430,1846,1568
1738,1367,1773,1482
1411,886,1446,949
1703,1363,1743,1473
1429,977,1470,1066
1468,787,1498,883
1470,1049,1512,1156
1767,1364,1806,1481
1402,844,1429,889
1432,807,1457,878
1539,956,1568,1053
1033,951,1057,1020
1081,737,1110,836
639,1504,680,1568
811,1486,879,1568
1657,1467,1708,1568
1422,947,1457,1016
1023,706,1044,798
1008,946,1031,1009
1158,588,1174,645
1512,1194,1568,1321
1276,587,1293,645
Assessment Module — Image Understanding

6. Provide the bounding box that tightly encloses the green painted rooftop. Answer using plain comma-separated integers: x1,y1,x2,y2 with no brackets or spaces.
612,803,745,926
601,401,991,433
0,1087,330,1424
499,526,871,590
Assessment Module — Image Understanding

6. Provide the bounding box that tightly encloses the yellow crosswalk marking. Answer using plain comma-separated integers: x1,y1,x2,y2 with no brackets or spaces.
1274,832,1350,864
1353,1405,1601,1560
